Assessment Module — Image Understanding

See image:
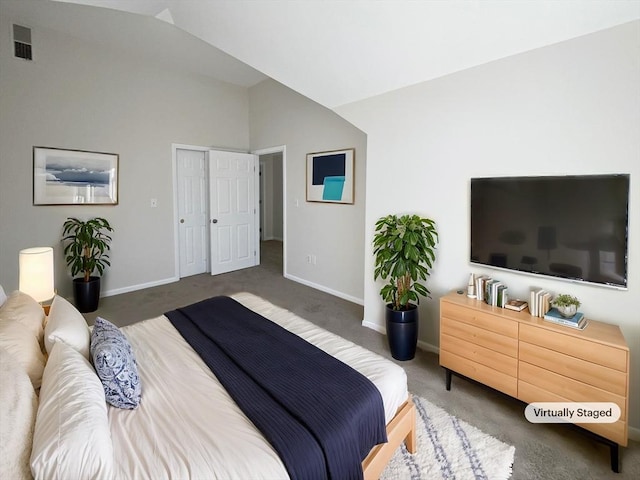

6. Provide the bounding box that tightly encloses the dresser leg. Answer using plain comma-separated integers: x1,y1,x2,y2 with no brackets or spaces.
445,368,452,391
610,443,620,473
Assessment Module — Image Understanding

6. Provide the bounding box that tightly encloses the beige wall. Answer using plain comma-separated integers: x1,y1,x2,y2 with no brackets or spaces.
250,79,367,303
337,21,640,432
0,7,367,305
0,11,250,296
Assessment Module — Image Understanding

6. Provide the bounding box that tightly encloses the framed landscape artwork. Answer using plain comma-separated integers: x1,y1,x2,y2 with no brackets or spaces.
33,147,119,205
306,148,354,204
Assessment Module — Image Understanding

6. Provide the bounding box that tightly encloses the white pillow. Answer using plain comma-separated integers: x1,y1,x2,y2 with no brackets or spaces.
0,284,7,307
0,346,38,480
31,341,114,480
0,290,45,347
44,295,91,359
0,321,46,390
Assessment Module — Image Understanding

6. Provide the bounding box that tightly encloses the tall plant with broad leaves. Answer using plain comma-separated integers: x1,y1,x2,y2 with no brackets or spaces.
373,214,438,311
62,217,114,282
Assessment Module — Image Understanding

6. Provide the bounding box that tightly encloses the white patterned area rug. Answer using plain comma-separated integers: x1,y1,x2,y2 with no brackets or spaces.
381,395,515,480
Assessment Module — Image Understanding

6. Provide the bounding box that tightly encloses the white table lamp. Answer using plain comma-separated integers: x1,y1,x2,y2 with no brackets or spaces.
19,247,55,303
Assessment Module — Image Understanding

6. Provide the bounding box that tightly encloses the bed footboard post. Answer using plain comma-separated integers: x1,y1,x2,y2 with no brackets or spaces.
362,397,417,480
405,398,417,453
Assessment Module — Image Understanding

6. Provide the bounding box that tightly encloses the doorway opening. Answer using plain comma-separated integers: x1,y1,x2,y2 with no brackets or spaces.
255,146,285,276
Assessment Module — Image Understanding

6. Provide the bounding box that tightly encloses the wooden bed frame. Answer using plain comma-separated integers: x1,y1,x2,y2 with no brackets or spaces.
362,397,417,479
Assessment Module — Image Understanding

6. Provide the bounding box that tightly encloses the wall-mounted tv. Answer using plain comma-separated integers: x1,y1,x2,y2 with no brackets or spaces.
470,174,629,289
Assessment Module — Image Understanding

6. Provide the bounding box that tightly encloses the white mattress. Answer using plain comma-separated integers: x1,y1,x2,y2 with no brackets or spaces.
109,292,409,479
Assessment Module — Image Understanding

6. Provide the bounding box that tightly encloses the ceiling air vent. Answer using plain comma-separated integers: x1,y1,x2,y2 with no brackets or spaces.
13,24,32,61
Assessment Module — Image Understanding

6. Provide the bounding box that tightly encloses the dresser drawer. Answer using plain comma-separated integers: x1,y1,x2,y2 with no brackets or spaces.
441,350,517,397
441,333,517,376
519,341,627,396
441,302,518,338
518,380,628,446
518,362,626,421
441,317,518,357
519,323,627,372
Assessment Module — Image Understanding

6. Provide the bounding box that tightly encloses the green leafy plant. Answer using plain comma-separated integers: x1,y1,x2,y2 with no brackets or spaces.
62,217,114,282
373,214,438,311
552,294,581,308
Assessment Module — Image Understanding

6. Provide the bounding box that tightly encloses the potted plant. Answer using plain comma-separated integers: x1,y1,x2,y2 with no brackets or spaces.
62,217,114,313
552,294,581,318
373,214,438,360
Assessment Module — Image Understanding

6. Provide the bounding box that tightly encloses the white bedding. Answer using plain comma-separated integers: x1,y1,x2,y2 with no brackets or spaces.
0,346,37,480
109,292,409,480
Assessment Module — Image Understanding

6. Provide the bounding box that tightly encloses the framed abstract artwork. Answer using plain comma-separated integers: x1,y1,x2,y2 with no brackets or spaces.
306,148,354,204
33,147,119,205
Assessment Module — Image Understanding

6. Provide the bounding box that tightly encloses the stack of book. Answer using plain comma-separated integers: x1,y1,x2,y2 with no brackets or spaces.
543,308,588,330
475,276,508,307
504,299,528,312
475,275,491,303
529,288,552,318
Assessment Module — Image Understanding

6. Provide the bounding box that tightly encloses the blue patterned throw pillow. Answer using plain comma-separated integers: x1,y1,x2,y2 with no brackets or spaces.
90,317,141,409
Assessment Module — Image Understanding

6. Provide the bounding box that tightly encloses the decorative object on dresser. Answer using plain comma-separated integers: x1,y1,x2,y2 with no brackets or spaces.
504,299,528,312
466,273,476,298
543,308,587,330
439,290,629,472
551,293,581,318
373,214,438,360
62,217,114,313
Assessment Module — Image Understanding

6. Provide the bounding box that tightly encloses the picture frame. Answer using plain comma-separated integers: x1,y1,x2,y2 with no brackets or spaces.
306,148,354,204
33,147,119,205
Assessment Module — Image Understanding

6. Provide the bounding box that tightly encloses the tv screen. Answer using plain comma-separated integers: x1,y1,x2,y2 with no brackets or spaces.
470,174,629,289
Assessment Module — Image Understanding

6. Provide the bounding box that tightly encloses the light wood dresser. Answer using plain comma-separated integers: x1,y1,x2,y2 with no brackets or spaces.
439,290,629,472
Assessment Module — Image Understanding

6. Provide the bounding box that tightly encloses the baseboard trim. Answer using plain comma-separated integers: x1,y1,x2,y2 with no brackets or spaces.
629,426,640,442
361,319,385,334
417,340,439,354
102,276,179,298
284,274,363,305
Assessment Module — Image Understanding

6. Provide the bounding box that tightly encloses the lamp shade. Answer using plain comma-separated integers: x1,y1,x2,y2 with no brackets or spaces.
19,247,55,303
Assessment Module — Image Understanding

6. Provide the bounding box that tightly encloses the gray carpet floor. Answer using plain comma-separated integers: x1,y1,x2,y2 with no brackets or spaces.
85,240,639,480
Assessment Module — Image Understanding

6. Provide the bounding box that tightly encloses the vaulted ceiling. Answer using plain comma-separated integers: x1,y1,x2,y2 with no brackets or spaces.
9,0,640,108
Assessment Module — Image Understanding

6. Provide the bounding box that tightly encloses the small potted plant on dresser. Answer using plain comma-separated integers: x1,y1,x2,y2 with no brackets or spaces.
373,214,438,360
62,217,114,313
552,294,581,318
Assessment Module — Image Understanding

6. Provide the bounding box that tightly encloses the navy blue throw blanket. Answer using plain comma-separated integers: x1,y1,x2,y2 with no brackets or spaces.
165,296,387,480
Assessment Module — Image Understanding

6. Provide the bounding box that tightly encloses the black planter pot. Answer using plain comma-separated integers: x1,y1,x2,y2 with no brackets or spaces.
385,303,418,361
73,276,101,313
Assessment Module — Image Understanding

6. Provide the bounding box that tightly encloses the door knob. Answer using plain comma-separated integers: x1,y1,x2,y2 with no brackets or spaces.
180,219,184,223
212,219,218,224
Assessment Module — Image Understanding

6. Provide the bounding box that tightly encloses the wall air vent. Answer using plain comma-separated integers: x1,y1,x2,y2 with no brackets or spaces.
13,24,32,61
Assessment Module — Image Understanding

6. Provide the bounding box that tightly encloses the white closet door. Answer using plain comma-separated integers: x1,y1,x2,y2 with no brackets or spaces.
209,150,258,275
177,148,208,277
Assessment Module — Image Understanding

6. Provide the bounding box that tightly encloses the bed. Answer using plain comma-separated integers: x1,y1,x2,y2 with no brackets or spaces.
0,286,416,480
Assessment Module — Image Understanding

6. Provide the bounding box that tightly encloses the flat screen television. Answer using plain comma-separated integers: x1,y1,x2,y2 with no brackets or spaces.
470,174,629,289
